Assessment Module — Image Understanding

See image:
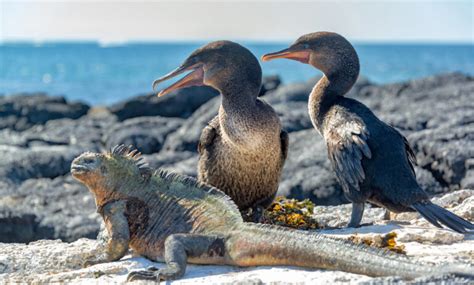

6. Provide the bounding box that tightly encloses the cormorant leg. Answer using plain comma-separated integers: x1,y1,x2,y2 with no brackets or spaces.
242,194,276,223
250,193,277,223
251,205,265,223
348,202,365,228
126,234,226,282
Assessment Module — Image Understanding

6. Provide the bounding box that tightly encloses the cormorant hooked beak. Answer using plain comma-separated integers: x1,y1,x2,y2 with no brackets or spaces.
152,63,205,97
261,47,310,64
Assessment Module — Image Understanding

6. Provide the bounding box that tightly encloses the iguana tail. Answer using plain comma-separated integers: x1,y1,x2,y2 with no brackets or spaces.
226,223,473,279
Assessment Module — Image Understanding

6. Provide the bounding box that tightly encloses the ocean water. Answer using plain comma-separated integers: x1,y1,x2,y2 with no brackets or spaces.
1,42,473,105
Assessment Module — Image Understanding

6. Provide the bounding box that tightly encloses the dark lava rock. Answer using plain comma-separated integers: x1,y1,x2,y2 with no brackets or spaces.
413,167,444,194
259,75,281,96
278,129,346,205
160,154,199,177
0,110,117,148
264,75,369,105
264,78,317,105
273,101,313,133
0,93,89,131
108,74,281,121
0,72,472,244
266,76,370,133
144,150,196,171
280,128,445,205
103,116,184,154
355,73,474,132
143,150,198,177
0,175,98,243
108,86,219,121
461,158,474,189
408,124,474,189
162,97,220,153
354,73,474,188
0,145,92,187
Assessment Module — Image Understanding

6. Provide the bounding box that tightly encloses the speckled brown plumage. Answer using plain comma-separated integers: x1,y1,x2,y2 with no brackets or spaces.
262,32,474,233
198,108,287,212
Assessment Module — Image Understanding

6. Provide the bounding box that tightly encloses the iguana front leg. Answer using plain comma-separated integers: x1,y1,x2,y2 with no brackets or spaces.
84,200,130,266
127,234,226,281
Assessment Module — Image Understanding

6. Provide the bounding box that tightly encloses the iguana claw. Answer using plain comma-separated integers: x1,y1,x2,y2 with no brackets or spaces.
127,266,182,282
126,269,160,282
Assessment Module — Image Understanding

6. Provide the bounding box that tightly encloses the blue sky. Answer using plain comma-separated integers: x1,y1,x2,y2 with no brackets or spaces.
1,0,473,43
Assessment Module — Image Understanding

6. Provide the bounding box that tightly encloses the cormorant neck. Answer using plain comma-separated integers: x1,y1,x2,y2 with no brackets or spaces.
324,65,359,96
308,68,358,132
311,45,360,97
307,52,359,131
218,86,266,150
220,85,258,112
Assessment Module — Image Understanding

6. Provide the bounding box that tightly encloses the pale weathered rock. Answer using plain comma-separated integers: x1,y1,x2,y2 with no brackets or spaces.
1,190,473,285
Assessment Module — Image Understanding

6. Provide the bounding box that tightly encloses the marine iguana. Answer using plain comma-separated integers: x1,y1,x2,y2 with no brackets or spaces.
151,41,288,221
262,32,474,233
71,145,472,281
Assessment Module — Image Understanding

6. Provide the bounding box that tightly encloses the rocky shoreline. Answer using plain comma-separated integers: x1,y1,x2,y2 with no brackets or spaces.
0,72,473,283
0,72,473,243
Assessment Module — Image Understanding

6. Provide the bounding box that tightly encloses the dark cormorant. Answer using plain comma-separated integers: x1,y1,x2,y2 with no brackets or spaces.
262,31,473,233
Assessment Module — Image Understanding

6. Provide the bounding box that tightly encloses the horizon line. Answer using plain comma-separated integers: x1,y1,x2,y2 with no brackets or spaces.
1,38,473,46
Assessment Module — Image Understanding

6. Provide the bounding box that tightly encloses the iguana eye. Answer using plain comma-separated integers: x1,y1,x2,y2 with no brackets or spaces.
84,157,95,164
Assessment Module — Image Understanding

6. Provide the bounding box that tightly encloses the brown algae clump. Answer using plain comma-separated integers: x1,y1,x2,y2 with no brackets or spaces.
262,196,320,230
348,232,406,254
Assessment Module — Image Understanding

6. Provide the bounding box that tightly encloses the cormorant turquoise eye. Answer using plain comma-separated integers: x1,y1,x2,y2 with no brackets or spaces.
303,44,310,49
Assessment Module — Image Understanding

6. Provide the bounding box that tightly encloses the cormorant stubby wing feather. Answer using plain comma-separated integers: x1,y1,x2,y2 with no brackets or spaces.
198,116,219,154
280,130,289,161
404,136,417,176
326,119,372,193
388,125,417,177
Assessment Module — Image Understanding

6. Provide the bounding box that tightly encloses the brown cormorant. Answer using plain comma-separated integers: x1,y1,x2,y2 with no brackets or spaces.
262,32,473,233
153,41,289,221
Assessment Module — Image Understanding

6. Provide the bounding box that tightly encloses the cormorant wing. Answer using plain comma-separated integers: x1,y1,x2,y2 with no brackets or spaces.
326,119,372,193
392,126,417,177
198,116,219,154
280,130,289,161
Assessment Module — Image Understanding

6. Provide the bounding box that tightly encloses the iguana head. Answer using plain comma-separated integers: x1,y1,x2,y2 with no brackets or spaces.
71,145,151,196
